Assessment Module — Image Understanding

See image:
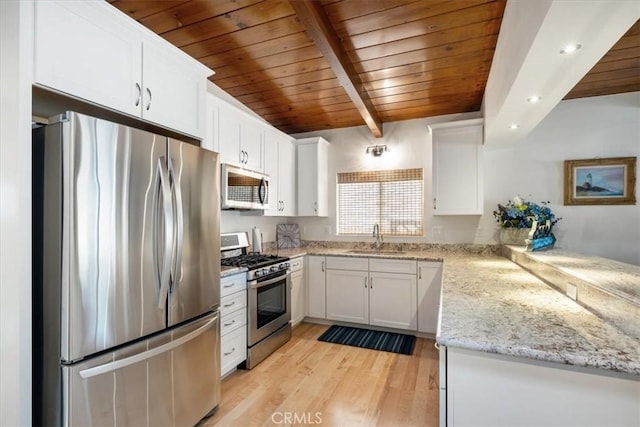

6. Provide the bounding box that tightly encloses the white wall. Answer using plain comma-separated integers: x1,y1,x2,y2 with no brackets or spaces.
293,92,640,265
293,111,483,245
220,211,290,245
481,92,640,265
0,1,33,425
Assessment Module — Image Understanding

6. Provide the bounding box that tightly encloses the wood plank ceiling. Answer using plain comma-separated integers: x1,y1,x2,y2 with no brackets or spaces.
109,0,639,136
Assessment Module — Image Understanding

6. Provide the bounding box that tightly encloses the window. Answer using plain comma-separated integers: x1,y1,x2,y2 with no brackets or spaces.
337,168,423,236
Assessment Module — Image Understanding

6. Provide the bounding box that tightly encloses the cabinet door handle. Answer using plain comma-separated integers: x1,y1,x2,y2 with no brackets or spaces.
419,267,422,279
314,201,317,213
223,283,235,288
223,348,235,356
223,301,235,308
370,277,373,289
145,87,152,111
321,261,325,272
245,151,249,164
135,83,141,107
223,320,236,327
364,277,367,288
433,198,437,210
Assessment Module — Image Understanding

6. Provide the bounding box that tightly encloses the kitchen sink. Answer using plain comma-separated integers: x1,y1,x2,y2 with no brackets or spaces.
347,249,406,255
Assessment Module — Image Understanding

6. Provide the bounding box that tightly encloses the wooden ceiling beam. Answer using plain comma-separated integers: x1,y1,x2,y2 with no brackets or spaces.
290,0,383,137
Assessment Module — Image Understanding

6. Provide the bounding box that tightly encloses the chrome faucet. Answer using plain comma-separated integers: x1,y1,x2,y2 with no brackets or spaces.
372,223,384,249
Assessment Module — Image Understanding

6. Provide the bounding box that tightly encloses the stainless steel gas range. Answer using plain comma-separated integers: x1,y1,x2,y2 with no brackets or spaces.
221,232,291,369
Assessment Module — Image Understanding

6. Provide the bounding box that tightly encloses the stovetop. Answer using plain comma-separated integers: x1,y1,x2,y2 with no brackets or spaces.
221,253,289,270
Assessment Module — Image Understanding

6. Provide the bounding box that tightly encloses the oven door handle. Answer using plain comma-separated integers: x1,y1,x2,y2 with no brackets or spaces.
249,273,289,289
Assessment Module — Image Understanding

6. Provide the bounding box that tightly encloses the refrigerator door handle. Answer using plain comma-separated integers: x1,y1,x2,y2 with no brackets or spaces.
78,314,218,379
171,164,184,290
157,158,174,309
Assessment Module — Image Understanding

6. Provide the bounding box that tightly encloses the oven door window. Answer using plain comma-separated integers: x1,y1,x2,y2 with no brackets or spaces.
256,278,286,329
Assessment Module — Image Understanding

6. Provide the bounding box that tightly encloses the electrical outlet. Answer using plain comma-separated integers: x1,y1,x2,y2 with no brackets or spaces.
432,226,444,239
566,283,578,301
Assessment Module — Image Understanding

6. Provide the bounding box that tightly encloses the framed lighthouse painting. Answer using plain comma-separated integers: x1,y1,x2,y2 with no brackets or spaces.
564,157,636,205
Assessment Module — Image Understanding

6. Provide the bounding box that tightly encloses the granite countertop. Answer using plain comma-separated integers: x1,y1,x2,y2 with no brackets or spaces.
437,253,640,376
508,246,640,304
220,266,247,278
266,243,640,376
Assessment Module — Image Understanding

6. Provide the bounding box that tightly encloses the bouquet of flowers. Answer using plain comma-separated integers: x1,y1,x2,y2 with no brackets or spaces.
493,196,561,229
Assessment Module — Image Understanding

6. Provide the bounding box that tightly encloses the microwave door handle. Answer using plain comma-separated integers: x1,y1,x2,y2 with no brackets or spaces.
258,178,266,205
157,158,174,309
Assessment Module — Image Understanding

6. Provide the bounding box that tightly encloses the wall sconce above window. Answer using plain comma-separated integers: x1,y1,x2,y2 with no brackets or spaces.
366,145,388,157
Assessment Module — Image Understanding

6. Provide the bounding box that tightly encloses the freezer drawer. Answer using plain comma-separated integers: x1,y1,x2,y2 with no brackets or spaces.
62,313,220,426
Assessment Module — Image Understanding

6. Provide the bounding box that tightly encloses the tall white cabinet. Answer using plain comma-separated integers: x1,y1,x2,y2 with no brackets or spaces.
296,137,329,216
429,119,483,215
306,256,327,319
264,129,296,216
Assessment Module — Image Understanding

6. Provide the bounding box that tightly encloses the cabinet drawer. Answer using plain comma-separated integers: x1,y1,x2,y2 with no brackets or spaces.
221,273,247,298
369,258,417,274
326,256,368,271
289,256,304,272
221,291,246,316
221,308,246,336
221,327,247,376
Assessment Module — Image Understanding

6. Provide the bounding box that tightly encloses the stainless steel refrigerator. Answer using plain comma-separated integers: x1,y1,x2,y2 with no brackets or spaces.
32,111,221,426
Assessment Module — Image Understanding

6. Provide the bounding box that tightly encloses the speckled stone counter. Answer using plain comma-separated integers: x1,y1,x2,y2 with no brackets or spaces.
265,241,640,377
220,266,247,278
437,253,639,377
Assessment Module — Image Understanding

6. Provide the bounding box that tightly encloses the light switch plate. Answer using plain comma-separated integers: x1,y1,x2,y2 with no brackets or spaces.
566,283,578,300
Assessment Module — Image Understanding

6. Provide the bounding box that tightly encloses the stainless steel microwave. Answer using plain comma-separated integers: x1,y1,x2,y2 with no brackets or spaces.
221,163,270,210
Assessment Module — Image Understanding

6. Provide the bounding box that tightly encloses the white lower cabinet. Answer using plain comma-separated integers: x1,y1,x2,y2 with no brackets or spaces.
369,272,417,330
306,256,327,319
443,346,640,427
221,328,247,377
290,256,305,327
220,273,247,377
417,261,443,334
326,269,369,324
325,257,418,330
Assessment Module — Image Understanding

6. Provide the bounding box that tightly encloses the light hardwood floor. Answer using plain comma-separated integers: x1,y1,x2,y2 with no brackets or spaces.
203,323,439,427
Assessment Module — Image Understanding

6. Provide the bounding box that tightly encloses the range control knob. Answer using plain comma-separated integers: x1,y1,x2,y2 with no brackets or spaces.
270,265,279,273
280,263,290,270
254,269,264,278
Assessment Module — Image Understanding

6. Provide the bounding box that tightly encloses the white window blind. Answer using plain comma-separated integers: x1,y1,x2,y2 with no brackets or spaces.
337,168,423,236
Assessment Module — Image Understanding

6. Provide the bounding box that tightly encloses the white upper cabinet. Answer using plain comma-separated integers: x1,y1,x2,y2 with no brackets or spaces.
296,137,329,216
33,1,211,139
279,137,295,216
141,39,206,138
216,99,264,172
34,0,142,117
429,119,483,215
203,93,219,153
259,128,295,216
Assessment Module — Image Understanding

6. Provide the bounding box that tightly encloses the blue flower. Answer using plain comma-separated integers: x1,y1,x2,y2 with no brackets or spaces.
493,197,562,229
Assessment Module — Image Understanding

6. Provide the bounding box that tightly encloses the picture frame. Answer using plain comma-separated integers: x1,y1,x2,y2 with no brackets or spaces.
564,157,636,205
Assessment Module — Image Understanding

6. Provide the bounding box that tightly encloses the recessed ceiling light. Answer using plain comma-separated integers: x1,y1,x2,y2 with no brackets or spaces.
560,43,582,54
527,95,542,103
508,124,520,130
